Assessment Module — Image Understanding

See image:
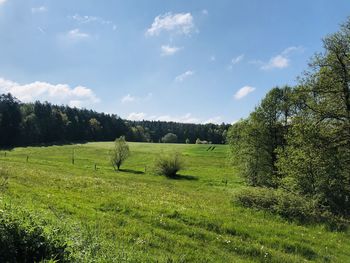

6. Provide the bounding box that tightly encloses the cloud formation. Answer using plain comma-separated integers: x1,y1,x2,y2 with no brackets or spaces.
146,12,194,36
234,86,255,100
127,112,200,123
31,6,47,13
260,46,303,70
127,112,223,124
175,70,194,82
0,0,7,5
69,14,117,31
66,28,90,40
231,54,244,65
121,93,152,103
228,54,244,69
127,112,147,121
0,77,100,108
161,45,182,56
204,116,222,124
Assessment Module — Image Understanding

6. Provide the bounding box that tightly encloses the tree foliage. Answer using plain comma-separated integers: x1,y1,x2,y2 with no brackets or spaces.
161,133,178,143
0,97,229,147
229,18,350,219
0,94,21,147
228,86,294,187
277,19,350,217
111,136,130,171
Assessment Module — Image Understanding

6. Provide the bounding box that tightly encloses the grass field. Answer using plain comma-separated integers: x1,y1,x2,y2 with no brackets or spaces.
0,142,349,262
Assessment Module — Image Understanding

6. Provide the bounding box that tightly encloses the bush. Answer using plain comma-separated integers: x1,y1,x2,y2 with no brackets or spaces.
154,152,184,178
0,205,69,262
235,188,315,223
235,187,349,230
195,138,208,144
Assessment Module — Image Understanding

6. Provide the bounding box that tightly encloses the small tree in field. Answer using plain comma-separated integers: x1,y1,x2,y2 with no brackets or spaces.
111,136,129,171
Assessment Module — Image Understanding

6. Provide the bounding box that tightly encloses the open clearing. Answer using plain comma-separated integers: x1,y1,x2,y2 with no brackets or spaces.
0,142,349,262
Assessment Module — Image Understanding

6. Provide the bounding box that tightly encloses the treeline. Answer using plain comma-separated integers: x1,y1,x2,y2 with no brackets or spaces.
228,19,350,224
0,95,129,147
0,95,230,147
126,120,230,144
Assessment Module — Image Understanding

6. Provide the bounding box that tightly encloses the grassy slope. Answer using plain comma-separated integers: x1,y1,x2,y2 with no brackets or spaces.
0,142,349,262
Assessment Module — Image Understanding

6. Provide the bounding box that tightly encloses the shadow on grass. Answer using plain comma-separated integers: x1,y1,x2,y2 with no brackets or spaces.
0,140,91,150
119,168,145,175
167,174,198,181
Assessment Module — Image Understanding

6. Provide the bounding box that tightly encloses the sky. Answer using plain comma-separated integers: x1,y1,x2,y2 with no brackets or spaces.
0,0,349,124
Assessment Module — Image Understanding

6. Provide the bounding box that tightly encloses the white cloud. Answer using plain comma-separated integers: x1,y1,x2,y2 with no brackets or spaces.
31,6,47,13
66,28,90,40
231,54,244,64
126,112,227,124
37,27,45,34
121,94,136,103
161,45,182,56
127,112,147,121
121,93,152,103
175,70,194,82
228,54,244,69
146,12,194,36
204,116,222,124
0,77,100,108
69,14,117,31
0,0,7,5
261,46,303,70
261,55,289,70
234,86,255,100
157,113,200,123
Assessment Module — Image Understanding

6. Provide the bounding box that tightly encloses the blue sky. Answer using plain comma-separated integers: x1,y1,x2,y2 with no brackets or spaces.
0,0,349,123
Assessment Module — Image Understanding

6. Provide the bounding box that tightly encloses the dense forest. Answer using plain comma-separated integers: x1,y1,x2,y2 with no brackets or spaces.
127,120,229,144
228,19,350,226
0,94,229,147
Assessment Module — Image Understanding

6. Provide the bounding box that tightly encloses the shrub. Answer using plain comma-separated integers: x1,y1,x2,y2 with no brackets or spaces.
235,187,349,230
0,205,69,262
111,136,130,171
236,187,278,210
235,188,314,223
161,133,178,143
154,152,184,178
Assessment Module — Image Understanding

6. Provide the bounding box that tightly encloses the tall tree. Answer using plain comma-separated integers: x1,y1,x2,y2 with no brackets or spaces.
228,86,293,187
0,94,21,147
277,19,350,216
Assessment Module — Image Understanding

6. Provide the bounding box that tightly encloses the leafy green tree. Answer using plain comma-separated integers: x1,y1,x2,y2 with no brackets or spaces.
277,19,350,216
111,136,130,171
228,86,294,187
161,133,177,143
89,118,101,140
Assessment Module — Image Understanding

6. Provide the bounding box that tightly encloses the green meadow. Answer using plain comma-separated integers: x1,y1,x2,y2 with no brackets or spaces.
0,142,349,262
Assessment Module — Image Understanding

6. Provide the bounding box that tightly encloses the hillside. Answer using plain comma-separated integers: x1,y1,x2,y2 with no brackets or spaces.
0,142,349,262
